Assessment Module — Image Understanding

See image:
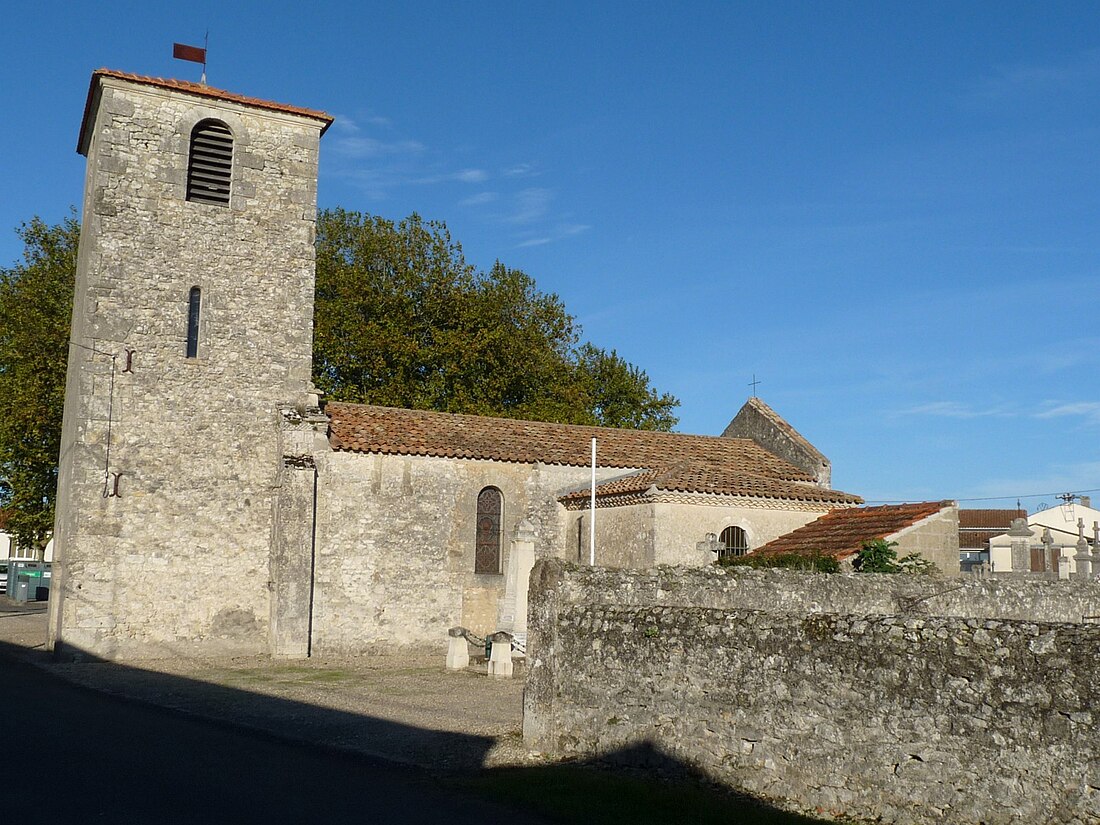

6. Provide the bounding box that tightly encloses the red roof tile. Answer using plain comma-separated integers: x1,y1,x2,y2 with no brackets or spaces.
327,402,864,505
79,69,334,153
754,501,952,559
958,508,1026,549
558,464,861,505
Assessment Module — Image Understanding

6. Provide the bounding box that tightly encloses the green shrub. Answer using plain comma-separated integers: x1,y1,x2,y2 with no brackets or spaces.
853,539,937,574
853,539,900,572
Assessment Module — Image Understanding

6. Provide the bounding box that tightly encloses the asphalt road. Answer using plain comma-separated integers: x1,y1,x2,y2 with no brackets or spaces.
1,652,549,824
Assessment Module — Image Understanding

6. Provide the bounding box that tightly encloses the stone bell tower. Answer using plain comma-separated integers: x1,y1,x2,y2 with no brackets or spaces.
48,69,332,659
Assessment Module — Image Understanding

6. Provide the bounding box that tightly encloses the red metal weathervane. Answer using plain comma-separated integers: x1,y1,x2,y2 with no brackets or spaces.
173,36,208,83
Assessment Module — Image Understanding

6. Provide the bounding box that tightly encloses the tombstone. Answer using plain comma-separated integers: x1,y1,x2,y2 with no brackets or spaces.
1058,556,1072,580
1074,518,1092,579
498,519,537,645
1039,528,1056,574
1091,522,1100,577
1007,518,1033,573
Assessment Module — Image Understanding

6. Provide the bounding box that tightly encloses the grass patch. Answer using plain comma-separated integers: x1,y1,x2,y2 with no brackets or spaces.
451,764,826,824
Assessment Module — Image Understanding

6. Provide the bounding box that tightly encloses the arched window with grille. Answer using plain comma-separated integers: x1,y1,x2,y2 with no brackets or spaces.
475,487,503,574
719,526,749,560
186,119,233,205
185,286,201,358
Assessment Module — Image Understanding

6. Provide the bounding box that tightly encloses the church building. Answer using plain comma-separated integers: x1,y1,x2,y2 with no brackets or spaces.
48,69,862,661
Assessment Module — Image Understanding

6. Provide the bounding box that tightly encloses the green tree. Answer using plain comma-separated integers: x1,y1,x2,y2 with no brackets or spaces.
0,215,78,557
573,344,679,430
314,208,679,429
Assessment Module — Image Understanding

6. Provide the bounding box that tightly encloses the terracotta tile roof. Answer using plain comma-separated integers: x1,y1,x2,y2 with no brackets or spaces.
327,402,864,505
754,501,952,559
558,464,861,505
79,68,334,153
958,509,1026,549
958,509,1026,529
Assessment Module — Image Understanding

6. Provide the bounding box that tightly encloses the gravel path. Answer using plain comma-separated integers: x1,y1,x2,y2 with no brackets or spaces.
0,599,535,772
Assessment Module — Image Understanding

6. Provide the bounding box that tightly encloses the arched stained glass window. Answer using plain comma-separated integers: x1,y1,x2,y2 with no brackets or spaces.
185,286,201,358
475,487,503,574
719,526,749,560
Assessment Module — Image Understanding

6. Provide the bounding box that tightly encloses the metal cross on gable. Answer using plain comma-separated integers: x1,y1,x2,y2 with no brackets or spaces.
748,374,762,398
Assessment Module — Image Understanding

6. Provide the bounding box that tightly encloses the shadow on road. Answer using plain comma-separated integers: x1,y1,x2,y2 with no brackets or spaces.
1,638,825,824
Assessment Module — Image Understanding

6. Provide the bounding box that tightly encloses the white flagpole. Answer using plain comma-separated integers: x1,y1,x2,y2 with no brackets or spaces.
589,437,596,565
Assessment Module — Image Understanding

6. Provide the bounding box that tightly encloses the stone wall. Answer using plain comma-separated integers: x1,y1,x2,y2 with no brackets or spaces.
650,500,828,566
309,451,840,652
310,451,624,650
722,400,831,487
891,507,960,574
49,76,324,659
524,561,1100,824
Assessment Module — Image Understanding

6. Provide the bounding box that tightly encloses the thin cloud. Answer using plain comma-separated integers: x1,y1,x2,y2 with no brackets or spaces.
409,168,490,186
1035,402,1100,424
460,191,498,206
967,48,1100,102
331,136,426,159
516,236,552,248
324,121,582,245
324,114,490,196
897,401,1014,419
514,222,590,248
508,188,553,224
504,163,538,177
454,168,488,183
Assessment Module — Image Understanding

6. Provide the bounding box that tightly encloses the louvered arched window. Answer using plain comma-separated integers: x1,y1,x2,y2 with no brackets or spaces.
719,526,749,559
187,119,233,205
475,487,503,574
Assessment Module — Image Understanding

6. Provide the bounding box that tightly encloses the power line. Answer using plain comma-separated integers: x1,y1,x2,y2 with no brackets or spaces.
861,487,1100,506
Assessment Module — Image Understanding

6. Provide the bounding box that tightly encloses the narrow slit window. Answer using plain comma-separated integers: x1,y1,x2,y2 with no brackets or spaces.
475,487,503,574
187,119,233,205
186,287,201,358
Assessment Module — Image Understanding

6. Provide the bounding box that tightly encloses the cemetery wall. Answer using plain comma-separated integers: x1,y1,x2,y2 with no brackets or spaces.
524,561,1100,824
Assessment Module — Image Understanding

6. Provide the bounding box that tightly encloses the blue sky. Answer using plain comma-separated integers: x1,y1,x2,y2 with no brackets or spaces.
2,2,1099,509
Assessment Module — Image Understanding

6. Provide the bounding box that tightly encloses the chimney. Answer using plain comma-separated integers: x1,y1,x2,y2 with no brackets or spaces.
1081,495,1092,509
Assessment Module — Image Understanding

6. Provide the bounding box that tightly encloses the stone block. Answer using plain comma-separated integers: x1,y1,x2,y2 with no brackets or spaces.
446,631,470,670
488,631,514,678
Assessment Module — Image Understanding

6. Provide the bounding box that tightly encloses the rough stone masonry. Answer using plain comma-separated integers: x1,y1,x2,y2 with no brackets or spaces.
524,560,1100,825
48,71,330,659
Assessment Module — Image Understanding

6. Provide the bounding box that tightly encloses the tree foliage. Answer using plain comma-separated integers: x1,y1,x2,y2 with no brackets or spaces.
314,208,679,429
0,215,78,555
